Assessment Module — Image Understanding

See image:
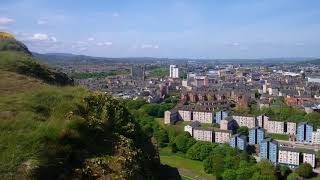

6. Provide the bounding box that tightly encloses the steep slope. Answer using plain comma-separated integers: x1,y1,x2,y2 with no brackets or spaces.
0,32,73,85
0,33,160,179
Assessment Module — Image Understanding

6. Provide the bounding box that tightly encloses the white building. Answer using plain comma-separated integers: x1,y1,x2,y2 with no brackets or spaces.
286,122,297,135
178,110,192,121
193,111,214,124
169,65,179,78
312,129,320,145
214,129,232,143
193,127,214,142
278,147,300,168
303,151,316,168
266,120,284,134
232,115,256,128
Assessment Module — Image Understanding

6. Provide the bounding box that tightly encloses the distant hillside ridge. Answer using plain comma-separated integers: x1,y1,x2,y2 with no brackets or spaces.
0,32,73,85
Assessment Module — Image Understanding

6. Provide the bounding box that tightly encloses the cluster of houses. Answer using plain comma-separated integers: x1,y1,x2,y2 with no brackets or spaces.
165,109,319,168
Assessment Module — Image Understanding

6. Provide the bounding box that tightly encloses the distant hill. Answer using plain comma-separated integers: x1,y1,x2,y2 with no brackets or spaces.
303,58,320,65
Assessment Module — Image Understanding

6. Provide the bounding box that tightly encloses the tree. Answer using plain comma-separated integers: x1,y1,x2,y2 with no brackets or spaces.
287,172,300,180
203,154,224,177
256,160,276,178
295,163,313,178
278,165,291,179
174,132,196,153
186,142,216,161
237,126,249,136
153,128,168,147
222,169,237,180
171,143,177,153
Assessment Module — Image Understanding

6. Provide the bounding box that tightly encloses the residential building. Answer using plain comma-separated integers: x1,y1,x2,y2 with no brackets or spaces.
266,120,285,134
193,111,214,123
232,115,256,128
230,134,248,150
260,138,278,163
215,110,229,124
249,126,266,145
214,129,232,143
286,122,297,135
257,115,269,129
169,65,179,78
278,147,300,168
312,129,320,145
297,122,313,143
303,150,316,168
164,110,178,124
193,127,214,142
178,110,192,121
184,121,201,136
220,116,238,131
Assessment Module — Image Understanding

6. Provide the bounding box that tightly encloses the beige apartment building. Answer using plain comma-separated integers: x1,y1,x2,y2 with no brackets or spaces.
214,129,232,143
232,115,256,128
266,120,284,134
193,127,214,142
178,110,192,121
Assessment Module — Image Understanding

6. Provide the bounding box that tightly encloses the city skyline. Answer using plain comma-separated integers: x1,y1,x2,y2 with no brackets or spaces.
1,0,320,58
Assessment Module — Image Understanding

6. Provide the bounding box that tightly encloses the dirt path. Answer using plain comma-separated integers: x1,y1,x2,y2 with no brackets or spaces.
177,168,214,180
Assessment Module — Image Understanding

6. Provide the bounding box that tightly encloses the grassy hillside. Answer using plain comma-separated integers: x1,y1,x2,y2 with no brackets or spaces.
0,33,160,179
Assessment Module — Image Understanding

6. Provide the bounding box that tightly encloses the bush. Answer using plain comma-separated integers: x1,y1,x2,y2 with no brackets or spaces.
174,132,196,153
295,163,313,178
186,142,216,161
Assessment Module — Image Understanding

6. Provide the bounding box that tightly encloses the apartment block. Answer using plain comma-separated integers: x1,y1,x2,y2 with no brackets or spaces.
286,122,297,135
297,122,313,143
266,120,285,134
215,110,229,124
260,138,278,163
232,115,256,128
193,111,214,123
312,129,320,145
214,129,232,143
164,110,178,124
193,127,214,142
278,147,300,168
257,115,269,129
249,126,266,145
220,116,238,130
184,121,201,136
178,110,192,121
303,151,316,168
230,134,248,150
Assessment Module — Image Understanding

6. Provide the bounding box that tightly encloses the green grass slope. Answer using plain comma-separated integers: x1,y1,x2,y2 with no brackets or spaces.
0,33,160,179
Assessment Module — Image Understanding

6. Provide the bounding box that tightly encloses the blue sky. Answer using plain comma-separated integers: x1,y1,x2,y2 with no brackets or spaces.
1,0,320,58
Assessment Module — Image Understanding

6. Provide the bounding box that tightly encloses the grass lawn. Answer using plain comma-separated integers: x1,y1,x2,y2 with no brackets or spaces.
267,133,289,140
160,147,214,178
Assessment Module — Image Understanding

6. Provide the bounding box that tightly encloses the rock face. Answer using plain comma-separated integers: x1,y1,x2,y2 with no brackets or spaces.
0,32,32,55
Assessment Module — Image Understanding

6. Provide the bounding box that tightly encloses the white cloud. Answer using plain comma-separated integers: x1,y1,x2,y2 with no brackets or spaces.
231,42,240,46
112,12,119,17
37,19,48,25
51,36,57,42
0,17,15,25
88,37,95,41
32,33,49,41
141,44,159,49
79,47,88,51
97,41,113,46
